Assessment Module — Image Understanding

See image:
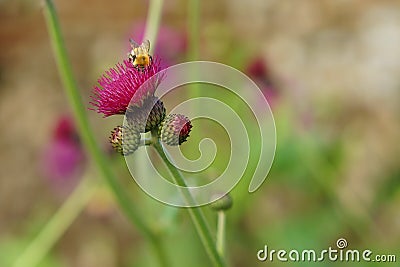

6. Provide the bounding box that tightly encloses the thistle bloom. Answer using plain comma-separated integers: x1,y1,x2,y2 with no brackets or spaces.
41,115,85,189
91,59,162,117
91,39,192,155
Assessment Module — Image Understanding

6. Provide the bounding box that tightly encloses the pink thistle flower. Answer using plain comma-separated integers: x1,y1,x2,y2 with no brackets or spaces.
91,58,162,117
40,115,86,192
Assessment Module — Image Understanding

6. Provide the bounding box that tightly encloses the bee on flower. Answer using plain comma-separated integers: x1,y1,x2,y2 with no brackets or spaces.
128,39,152,70
91,38,192,155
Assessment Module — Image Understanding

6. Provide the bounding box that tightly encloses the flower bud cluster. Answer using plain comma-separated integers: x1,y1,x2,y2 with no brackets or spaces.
91,49,192,155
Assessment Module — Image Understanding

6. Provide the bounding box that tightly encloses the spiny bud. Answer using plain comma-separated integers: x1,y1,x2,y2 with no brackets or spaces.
209,193,233,211
159,114,192,146
109,125,140,155
145,98,166,132
126,96,166,133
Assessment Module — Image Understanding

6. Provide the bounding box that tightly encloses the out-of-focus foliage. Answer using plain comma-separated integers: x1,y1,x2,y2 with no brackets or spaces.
0,0,399,266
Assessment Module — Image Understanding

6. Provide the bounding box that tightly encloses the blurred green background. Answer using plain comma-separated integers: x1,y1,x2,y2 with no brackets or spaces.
1,0,399,266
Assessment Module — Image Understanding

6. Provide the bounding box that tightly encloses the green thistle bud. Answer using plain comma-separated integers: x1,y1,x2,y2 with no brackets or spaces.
109,125,140,155
209,193,233,211
159,114,192,146
126,96,166,133
145,97,166,132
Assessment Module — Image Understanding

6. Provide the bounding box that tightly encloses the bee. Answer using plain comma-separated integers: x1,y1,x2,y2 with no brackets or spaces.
128,39,152,70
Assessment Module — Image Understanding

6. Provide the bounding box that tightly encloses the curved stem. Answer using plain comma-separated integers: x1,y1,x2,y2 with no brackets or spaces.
152,138,226,267
42,1,169,267
43,0,151,239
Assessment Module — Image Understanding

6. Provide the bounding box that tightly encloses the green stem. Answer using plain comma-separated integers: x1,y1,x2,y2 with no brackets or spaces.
188,0,200,61
187,0,202,139
143,0,164,52
216,211,226,258
43,0,150,239
12,175,97,267
42,1,169,267
152,137,226,267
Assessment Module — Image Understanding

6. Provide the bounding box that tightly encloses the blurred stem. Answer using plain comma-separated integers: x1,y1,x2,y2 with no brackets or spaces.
216,211,226,258
42,1,169,267
143,0,163,53
151,136,226,267
12,175,97,267
188,0,200,61
187,0,202,138
43,0,149,238
187,0,201,97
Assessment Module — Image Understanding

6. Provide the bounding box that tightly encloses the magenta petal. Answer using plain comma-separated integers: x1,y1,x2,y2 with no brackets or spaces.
91,59,162,117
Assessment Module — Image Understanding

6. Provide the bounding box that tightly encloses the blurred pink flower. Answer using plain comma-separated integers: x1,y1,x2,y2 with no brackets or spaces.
41,115,85,188
129,23,187,68
246,58,279,106
91,59,162,117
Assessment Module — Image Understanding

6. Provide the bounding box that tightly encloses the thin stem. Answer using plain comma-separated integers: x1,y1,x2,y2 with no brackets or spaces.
187,0,200,61
42,1,169,267
187,0,202,140
216,211,226,258
12,175,97,267
143,0,163,52
152,138,226,267
43,0,150,239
